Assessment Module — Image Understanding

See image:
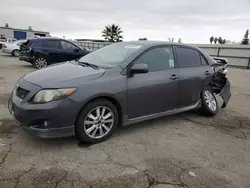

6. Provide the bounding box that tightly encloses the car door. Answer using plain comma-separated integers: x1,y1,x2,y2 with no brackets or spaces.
41,40,62,63
127,46,180,119
175,46,213,108
60,40,83,61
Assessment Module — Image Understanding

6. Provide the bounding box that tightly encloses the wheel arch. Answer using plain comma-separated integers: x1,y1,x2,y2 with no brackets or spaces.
11,49,19,56
34,50,49,59
74,95,123,127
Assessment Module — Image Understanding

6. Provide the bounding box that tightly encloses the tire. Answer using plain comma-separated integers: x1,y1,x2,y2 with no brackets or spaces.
75,99,119,144
33,56,48,69
199,89,218,116
12,49,20,57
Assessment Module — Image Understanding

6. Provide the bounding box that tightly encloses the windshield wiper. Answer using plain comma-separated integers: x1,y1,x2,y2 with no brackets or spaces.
77,61,99,69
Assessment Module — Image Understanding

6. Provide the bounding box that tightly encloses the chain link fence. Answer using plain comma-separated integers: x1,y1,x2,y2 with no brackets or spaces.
74,41,113,51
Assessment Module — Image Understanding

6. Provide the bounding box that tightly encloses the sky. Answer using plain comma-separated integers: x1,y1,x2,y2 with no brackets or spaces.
0,0,250,43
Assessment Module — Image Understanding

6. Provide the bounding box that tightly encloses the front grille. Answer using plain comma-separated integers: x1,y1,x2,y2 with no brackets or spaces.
16,87,30,99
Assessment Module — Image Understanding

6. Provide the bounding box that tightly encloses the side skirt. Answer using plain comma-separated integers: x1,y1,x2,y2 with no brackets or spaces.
122,100,201,126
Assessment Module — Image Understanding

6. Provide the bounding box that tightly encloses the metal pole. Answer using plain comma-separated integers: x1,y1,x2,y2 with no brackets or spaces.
217,47,221,57
247,51,250,69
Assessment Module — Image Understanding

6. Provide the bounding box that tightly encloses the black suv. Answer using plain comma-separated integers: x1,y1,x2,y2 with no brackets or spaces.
19,37,90,69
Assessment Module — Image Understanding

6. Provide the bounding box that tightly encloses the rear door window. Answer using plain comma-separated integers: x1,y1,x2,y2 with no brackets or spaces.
41,40,60,49
176,47,201,67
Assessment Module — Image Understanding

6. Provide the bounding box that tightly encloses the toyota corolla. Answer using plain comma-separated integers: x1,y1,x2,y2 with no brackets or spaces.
8,41,231,144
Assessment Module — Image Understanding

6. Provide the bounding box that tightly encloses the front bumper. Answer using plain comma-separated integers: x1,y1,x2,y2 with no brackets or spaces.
219,79,231,108
8,79,80,138
21,124,75,138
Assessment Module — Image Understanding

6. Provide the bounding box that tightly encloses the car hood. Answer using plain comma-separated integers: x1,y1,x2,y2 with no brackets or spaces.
23,62,106,88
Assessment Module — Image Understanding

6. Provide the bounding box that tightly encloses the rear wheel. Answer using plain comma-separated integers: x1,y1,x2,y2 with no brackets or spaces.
199,89,218,116
75,99,119,144
34,56,48,69
12,49,20,57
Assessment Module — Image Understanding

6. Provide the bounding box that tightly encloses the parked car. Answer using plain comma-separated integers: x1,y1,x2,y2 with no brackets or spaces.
19,37,90,69
8,41,231,144
0,38,17,49
1,40,27,57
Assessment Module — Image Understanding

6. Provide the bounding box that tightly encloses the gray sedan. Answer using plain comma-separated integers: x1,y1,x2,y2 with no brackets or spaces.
8,41,231,143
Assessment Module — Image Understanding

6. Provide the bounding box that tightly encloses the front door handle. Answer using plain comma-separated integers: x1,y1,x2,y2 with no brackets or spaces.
205,71,211,75
170,74,179,80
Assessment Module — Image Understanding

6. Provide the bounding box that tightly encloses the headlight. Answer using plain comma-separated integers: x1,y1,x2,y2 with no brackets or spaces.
33,88,77,103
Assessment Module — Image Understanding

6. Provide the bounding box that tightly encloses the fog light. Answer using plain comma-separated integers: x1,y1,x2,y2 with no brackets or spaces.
44,121,49,128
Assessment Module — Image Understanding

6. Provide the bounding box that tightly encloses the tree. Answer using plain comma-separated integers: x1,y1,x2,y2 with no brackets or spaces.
178,38,182,43
168,38,174,42
222,39,226,44
5,23,9,28
139,38,147,40
102,24,123,42
214,37,218,44
28,26,32,31
218,37,223,44
241,29,249,45
210,36,214,44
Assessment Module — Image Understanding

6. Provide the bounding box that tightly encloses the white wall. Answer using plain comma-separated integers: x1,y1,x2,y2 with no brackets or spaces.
26,31,35,39
191,44,250,68
0,28,14,38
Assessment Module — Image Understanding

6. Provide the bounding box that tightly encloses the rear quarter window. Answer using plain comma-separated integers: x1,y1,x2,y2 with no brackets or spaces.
200,55,209,66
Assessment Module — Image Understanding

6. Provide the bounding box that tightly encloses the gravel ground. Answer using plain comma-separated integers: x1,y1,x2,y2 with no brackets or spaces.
0,52,250,188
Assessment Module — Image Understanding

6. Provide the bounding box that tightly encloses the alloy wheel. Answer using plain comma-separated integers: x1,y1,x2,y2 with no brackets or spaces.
13,50,20,57
35,57,47,69
84,106,114,139
204,90,217,111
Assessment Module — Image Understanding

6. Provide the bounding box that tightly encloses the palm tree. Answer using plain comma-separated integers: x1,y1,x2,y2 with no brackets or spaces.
210,36,214,44
102,24,123,42
214,37,218,44
218,37,223,44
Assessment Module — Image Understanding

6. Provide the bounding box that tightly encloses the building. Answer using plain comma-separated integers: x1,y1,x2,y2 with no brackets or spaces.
0,26,50,40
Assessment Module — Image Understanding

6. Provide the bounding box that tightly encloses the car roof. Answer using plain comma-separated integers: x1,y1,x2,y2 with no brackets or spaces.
26,37,65,42
120,41,199,50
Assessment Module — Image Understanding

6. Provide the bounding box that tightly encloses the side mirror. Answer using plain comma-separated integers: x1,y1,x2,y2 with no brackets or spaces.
131,63,149,74
74,48,80,53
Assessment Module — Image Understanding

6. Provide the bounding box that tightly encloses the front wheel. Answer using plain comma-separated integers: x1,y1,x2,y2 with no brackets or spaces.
33,56,48,69
75,99,119,144
199,89,218,116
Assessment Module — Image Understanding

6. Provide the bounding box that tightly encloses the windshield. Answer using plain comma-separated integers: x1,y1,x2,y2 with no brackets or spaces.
78,43,142,69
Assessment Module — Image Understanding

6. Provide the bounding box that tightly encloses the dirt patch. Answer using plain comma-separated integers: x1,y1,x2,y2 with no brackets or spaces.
0,93,10,106
0,119,19,134
181,168,235,188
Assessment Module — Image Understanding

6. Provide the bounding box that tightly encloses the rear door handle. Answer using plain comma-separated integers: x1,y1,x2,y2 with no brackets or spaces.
205,71,211,75
169,74,179,80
